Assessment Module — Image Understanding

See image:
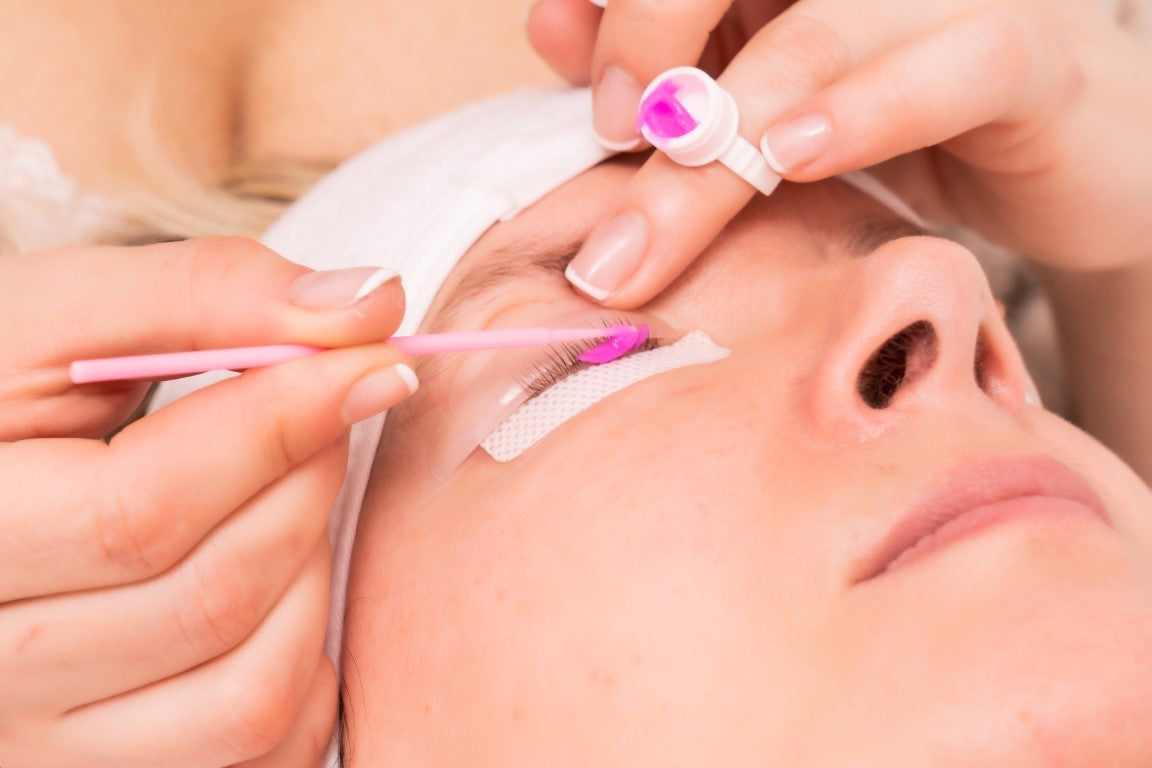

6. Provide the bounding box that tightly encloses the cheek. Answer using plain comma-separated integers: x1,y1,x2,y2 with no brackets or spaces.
1024,410,1152,557
643,198,833,336
350,385,836,758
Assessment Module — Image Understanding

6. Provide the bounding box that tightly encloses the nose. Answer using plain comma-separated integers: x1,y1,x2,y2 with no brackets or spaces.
808,237,1033,431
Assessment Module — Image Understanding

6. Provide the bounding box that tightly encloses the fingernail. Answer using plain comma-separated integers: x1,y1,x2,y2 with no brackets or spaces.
760,113,832,174
565,211,649,301
342,363,419,424
594,65,645,151
291,267,399,309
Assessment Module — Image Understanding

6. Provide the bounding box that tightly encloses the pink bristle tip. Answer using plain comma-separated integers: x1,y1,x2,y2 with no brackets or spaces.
577,324,650,364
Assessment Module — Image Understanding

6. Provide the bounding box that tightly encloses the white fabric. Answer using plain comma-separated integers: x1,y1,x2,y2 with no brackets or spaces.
0,123,112,252
482,331,730,461
148,87,613,767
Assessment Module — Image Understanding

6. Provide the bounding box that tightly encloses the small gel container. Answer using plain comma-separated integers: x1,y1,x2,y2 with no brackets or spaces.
637,66,780,196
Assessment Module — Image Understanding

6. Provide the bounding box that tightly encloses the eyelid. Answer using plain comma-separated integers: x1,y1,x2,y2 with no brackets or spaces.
424,310,667,476
481,331,731,461
515,330,660,400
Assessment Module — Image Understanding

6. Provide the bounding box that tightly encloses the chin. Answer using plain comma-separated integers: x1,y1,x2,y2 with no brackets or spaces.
817,669,1152,768
941,611,1152,766
826,553,1152,767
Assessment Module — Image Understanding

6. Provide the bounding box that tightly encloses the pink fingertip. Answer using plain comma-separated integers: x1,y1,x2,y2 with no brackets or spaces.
577,324,650,364
637,80,697,140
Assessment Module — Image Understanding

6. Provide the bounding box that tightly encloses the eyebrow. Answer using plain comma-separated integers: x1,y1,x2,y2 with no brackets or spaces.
433,215,931,329
843,217,931,255
431,239,583,331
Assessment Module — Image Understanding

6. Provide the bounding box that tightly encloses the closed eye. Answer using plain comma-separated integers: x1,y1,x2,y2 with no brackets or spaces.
516,322,660,399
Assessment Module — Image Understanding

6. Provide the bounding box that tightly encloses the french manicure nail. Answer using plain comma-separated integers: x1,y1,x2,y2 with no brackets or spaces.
342,363,420,424
565,211,649,301
594,65,644,151
291,266,399,309
760,113,832,174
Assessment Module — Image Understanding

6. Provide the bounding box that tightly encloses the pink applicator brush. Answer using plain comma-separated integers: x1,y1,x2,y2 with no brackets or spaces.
69,324,650,384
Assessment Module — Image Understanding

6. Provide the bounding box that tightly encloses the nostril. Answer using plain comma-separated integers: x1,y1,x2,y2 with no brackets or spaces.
974,331,989,391
856,321,939,409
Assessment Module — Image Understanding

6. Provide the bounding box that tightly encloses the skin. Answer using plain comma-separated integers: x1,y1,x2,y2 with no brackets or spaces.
0,4,549,764
527,0,1152,481
4,2,1150,764
343,160,1152,766
0,0,557,190
528,0,1152,289
0,240,413,768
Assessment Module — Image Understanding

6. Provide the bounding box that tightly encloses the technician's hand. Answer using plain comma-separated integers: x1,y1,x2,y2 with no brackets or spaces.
529,0,1152,304
0,238,415,768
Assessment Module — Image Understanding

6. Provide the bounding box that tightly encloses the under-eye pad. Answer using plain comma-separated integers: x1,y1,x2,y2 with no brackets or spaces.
481,331,730,461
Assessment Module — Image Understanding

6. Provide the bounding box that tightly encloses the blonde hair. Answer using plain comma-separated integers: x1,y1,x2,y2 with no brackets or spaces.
0,71,331,256
115,157,331,245
117,69,333,247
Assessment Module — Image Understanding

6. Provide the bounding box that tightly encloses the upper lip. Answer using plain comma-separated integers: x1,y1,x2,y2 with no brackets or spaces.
853,454,1111,583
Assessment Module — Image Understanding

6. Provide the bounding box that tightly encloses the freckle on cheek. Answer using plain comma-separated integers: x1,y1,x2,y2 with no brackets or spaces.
587,667,620,693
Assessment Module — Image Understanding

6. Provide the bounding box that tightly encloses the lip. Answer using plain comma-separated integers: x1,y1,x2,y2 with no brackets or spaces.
854,454,1111,583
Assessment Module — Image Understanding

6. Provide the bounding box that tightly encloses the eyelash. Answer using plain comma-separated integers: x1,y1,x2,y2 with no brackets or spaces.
515,316,660,398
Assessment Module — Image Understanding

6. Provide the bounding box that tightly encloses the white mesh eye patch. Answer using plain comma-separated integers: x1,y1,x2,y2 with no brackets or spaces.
480,331,730,461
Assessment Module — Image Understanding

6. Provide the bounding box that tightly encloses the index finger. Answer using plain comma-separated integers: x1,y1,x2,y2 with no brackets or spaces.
0,237,407,369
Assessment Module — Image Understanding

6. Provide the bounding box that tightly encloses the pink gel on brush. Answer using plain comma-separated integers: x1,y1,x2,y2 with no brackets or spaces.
637,81,698,140
577,324,650,364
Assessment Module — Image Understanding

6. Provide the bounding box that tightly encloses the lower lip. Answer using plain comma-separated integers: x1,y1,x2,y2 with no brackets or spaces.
882,495,1107,576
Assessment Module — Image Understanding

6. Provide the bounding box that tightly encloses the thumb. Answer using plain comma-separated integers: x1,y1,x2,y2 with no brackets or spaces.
527,0,603,85
583,0,732,149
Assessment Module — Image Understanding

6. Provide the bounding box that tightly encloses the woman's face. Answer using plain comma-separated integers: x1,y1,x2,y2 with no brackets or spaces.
345,160,1152,766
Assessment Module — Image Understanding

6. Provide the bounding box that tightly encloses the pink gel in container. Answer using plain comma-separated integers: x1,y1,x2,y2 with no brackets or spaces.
634,66,781,196
637,81,698,140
